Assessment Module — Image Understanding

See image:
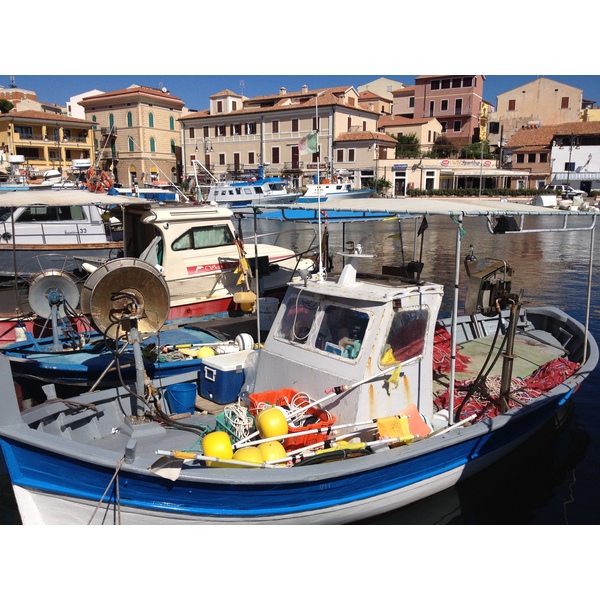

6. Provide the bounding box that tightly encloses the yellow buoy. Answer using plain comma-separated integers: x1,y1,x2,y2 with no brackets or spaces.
196,346,215,359
232,446,264,467
257,407,289,440
258,440,287,463
202,431,233,467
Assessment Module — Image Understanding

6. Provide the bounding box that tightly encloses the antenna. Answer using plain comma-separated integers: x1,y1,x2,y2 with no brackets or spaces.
10,76,16,88
240,80,245,95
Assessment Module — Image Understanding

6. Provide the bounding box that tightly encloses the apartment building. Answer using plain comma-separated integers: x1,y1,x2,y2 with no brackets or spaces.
78,85,185,186
0,109,94,177
488,77,583,148
180,85,397,190
412,75,485,147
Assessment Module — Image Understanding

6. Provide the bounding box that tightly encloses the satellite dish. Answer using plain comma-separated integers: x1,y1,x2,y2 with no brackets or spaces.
80,258,170,339
162,87,168,93
28,270,80,320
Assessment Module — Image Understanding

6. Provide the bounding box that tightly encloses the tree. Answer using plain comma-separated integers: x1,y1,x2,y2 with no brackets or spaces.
429,135,454,159
0,99,14,114
394,133,420,158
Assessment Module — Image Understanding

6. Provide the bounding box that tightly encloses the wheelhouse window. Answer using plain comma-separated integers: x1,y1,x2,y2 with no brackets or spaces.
11,205,86,222
275,294,369,361
172,225,235,251
380,307,428,366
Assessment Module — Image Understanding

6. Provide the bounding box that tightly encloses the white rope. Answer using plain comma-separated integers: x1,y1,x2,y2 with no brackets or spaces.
222,402,254,440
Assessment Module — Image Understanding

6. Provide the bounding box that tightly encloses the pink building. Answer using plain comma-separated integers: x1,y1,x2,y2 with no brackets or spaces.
413,75,485,148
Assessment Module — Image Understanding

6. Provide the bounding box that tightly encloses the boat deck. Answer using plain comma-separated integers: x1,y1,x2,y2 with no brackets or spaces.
433,329,565,395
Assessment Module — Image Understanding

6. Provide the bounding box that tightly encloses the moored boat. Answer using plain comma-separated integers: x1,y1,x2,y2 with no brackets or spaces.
0,197,596,524
299,178,374,203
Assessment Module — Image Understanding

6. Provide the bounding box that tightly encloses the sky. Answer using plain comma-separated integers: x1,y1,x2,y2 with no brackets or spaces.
3,74,600,113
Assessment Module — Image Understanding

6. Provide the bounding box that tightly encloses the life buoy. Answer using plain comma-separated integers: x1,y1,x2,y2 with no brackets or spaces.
100,170,113,191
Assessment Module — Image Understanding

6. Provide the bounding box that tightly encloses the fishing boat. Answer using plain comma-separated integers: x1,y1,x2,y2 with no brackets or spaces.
0,190,315,344
0,197,596,525
0,191,130,278
299,178,374,203
203,165,301,207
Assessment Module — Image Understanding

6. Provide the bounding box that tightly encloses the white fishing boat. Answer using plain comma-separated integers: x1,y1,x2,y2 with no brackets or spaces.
299,178,374,203
0,197,596,524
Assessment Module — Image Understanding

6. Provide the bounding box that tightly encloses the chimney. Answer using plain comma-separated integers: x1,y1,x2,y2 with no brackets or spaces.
302,85,308,93
279,87,286,95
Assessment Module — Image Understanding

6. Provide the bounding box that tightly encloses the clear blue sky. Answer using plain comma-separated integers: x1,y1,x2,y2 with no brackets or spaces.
3,74,600,113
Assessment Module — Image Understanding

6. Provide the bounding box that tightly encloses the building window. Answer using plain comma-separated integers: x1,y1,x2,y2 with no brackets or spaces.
291,119,298,133
428,130,432,143
347,116,352,131
233,152,241,169
190,154,196,164
92,115,97,130
216,125,225,137
440,121,447,133
219,153,225,165
454,98,462,115
171,140,176,154
189,126,195,139
232,123,241,135
561,96,570,109
462,77,473,87
272,147,280,163
540,153,548,163
150,137,156,152
127,112,133,127
272,120,279,133
565,161,575,171
516,153,524,163
409,97,414,108
508,99,516,111
429,100,434,117
232,101,237,111
452,78,462,88
336,148,344,161
248,151,255,164
128,137,134,152
348,148,355,162
489,122,500,134
245,122,256,135
431,80,440,90
441,99,448,111
441,79,451,89
453,120,462,132
203,126,209,137
217,100,223,113
528,153,536,163
170,116,175,130
149,113,154,128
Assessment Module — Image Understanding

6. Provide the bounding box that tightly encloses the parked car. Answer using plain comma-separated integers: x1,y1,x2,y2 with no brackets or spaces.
542,185,585,200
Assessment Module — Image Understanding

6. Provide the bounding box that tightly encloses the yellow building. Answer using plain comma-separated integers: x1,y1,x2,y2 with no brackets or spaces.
78,85,185,186
0,110,94,178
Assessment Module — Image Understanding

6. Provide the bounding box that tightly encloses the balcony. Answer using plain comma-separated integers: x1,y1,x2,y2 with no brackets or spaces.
101,127,118,136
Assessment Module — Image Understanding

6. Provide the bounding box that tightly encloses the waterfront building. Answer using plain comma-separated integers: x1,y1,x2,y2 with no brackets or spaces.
179,85,397,191
78,85,185,186
0,109,94,177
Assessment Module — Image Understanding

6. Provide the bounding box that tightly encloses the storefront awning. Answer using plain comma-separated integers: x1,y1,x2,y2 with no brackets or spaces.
444,169,531,177
554,172,600,181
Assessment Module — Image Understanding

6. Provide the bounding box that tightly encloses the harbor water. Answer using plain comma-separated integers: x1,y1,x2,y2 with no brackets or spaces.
1,210,599,524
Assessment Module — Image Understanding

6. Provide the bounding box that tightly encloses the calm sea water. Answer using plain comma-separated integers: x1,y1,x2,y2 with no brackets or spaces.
2,211,599,525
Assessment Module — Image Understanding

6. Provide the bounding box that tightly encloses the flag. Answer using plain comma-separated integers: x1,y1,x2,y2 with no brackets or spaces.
299,132,318,155
417,216,428,237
